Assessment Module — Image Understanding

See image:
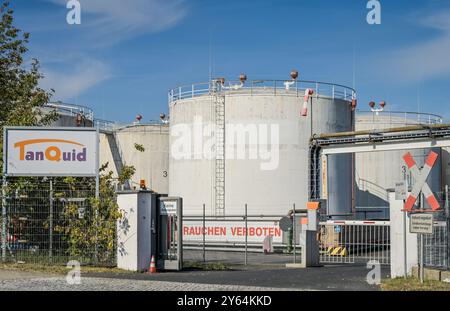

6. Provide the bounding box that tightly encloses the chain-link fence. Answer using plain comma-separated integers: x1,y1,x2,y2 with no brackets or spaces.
0,177,117,266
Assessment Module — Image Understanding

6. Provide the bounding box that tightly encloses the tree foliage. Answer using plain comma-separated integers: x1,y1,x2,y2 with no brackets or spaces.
0,1,57,170
54,163,131,264
0,3,137,265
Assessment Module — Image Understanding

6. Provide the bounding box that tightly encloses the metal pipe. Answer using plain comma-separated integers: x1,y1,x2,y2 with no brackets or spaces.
1,178,6,262
312,122,450,141
403,168,408,279
49,179,53,262
293,203,296,264
245,204,248,266
420,194,424,283
203,203,206,263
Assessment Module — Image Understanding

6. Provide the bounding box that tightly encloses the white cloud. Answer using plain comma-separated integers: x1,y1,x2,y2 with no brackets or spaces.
34,0,186,99
40,58,111,100
382,10,450,83
46,0,186,46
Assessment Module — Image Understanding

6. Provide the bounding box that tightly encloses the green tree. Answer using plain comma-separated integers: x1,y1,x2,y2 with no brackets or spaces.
0,1,57,170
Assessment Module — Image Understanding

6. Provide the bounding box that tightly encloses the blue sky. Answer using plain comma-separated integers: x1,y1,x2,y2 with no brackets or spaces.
9,0,450,123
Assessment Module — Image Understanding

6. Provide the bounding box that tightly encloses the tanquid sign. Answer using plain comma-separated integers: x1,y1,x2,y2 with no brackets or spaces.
3,127,98,177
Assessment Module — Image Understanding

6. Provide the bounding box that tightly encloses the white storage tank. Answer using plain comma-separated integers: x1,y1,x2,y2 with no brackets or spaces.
355,110,443,218
169,77,356,217
99,122,169,194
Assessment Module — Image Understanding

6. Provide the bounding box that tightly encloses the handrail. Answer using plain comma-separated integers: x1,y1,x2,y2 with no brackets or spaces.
94,119,168,133
356,110,443,125
94,119,121,132
44,102,94,121
168,79,356,103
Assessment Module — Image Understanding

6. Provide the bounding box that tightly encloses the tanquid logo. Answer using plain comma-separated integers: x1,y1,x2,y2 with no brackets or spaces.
14,139,87,162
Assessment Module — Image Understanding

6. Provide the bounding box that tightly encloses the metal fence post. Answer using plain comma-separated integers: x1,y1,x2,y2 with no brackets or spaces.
203,203,206,263
445,185,449,218
293,203,296,264
446,185,450,270
49,179,53,262
419,194,424,283
403,167,408,279
245,204,248,266
94,127,100,265
1,178,7,262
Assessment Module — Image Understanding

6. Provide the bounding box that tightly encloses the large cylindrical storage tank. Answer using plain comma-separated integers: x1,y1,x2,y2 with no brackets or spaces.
355,111,443,218
169,80,355,217
99,123,169,194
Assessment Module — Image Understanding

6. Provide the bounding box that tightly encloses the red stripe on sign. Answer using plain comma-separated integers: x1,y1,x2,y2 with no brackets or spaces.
425,151,439,168
404,195,417,211
403,153,416,169
426,194,440,211
363,221,375,224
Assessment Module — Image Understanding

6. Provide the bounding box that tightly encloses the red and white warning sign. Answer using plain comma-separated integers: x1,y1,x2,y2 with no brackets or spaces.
402,151,440,211
183,221,282,244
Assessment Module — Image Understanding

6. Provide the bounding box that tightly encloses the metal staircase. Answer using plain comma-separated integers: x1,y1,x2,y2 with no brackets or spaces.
105,132,130,189
212,81,226,216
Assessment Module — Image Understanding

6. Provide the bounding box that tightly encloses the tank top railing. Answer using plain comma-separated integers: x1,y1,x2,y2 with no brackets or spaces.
356,110,443,125
45,102,94,121
169,80,356,103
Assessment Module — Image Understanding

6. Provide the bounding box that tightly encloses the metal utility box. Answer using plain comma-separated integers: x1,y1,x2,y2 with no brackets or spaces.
117,191,156,272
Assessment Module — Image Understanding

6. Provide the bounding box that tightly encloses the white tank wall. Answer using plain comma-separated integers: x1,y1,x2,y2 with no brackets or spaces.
355,112,442,212
169,90,353,216
99,124,169,194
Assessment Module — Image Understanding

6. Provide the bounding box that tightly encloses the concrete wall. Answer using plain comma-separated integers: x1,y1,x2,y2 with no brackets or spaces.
169,89,353,216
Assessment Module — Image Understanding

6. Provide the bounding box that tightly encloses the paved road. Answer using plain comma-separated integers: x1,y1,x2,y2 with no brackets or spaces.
0,275,296,291
0,264,386,291
0,250,389,291
87,265,387,291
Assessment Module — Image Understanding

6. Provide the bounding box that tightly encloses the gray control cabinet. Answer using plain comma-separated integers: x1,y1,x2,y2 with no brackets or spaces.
117,191,156,272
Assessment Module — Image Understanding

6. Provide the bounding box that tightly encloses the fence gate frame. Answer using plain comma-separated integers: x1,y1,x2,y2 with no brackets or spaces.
309,124,450,266
319,220,391,265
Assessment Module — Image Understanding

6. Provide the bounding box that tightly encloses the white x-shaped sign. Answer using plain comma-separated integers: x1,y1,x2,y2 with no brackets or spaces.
402,151,440,211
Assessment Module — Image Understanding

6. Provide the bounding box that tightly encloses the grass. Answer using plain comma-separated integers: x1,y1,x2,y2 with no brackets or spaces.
381,277,450,291
0,263,133,275
0,261,231,275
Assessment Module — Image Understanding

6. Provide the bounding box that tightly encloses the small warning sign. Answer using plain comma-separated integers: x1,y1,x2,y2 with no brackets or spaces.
410,214,434,235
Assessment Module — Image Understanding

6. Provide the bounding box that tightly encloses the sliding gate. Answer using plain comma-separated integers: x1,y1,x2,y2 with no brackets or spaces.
319,220,390,265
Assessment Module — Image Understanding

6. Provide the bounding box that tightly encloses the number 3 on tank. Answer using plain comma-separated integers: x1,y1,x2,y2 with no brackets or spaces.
366,0,381,25
66,0,81,25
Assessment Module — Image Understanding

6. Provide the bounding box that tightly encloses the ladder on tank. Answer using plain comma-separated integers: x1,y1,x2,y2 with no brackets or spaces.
212,81,226,216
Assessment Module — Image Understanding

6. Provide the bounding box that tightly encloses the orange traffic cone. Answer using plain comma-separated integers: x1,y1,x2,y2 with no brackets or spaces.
149,255,157,273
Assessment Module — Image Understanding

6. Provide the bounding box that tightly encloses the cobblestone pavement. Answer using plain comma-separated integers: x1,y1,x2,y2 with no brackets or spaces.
0,276,297,291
